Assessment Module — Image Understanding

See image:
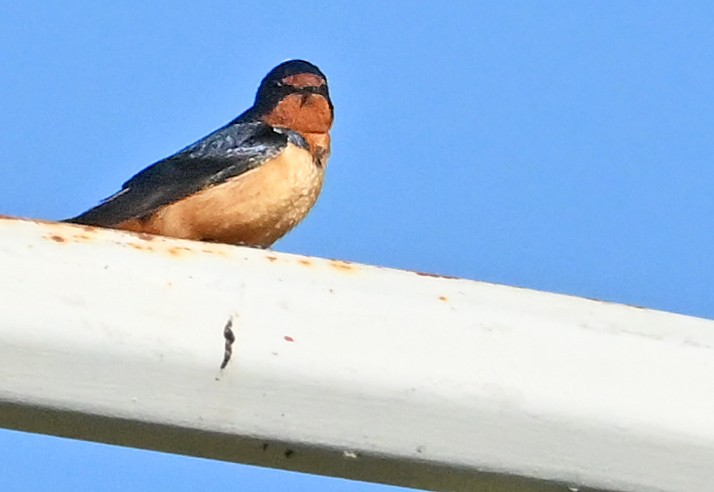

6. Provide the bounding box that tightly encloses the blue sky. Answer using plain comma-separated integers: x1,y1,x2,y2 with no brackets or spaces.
1,2,713,490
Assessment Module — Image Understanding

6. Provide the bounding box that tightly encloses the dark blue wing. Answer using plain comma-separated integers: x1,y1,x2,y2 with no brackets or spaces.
66,120,307,226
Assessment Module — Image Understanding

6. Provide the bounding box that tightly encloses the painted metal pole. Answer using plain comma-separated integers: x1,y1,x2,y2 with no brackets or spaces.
1,216,713,492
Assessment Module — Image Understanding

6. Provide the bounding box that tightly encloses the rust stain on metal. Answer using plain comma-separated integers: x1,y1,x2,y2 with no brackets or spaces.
438,295,448,302
39,220,105,245
200,248,227,256
298,259,312,266
73,223,98,233
329,260,356,272
414,271,460,280
132,232,158,242
128,243,152,252
265,255,278,262
44,229,101,244
167,246,194,257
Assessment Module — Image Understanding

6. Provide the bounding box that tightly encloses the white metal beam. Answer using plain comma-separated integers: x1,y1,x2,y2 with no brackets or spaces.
1,216,713,492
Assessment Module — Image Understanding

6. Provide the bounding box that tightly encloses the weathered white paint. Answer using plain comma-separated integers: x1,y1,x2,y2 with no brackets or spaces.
0,215,713,492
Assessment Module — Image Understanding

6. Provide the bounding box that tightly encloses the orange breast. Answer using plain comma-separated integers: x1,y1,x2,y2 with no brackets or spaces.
117,143,326,247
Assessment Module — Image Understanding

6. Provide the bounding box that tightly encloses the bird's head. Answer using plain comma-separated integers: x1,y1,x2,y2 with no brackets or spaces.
254,60,333,134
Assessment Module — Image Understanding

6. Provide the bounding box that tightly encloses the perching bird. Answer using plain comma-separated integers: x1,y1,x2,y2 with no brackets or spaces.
66,59,333,248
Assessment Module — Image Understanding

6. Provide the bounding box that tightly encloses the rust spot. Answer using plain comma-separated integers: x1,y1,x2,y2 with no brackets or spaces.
329,260,355,272
298,259,312,267
73,224,97,233
201,248,227,256
283,335,295,342
44,228,103,244
414,271,460,280
167,246,193,257
134,232,158,242
128,243,151,252
265,255,278,262
438,296,448,302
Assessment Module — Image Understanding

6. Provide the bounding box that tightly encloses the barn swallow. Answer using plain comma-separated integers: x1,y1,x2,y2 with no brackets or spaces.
66,59,333,248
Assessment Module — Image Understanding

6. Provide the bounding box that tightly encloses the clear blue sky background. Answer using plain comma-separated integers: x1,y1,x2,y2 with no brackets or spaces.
1,2,713,491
